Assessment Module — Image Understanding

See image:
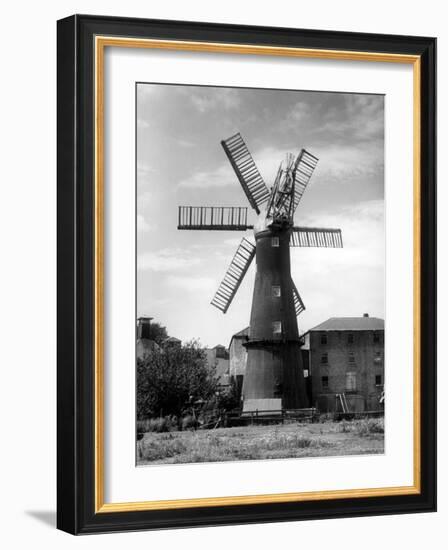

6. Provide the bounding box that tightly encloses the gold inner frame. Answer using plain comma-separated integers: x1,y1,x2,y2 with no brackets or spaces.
94,36,421,513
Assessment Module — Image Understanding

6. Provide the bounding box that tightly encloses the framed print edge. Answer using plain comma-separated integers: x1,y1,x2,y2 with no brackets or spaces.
57,14,436,535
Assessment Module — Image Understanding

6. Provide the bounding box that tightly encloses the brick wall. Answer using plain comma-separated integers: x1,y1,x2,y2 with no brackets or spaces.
310,330,384,412
229,336,248,377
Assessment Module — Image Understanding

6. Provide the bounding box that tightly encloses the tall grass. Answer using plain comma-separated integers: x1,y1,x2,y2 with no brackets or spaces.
139,428,336,463
356,418,384,436
338,417,384,436
137,416,177,434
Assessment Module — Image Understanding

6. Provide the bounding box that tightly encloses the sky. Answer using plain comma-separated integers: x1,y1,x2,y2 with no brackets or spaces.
136,83,384,348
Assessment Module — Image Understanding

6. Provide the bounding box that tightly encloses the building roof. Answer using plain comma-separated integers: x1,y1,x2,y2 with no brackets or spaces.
310,316,384,332
163,336,181,343
233,327,250,338
228,326,250,348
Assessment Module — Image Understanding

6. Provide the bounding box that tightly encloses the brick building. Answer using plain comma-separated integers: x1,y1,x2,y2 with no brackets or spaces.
205,344,230,389
308,314,384,413
228,327,250,402
136,316,161,359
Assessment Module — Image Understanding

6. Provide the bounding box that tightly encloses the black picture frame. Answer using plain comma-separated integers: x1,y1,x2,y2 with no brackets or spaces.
57,14,436,535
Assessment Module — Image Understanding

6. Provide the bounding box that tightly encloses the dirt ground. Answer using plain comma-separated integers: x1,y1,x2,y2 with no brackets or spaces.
137,419,384,465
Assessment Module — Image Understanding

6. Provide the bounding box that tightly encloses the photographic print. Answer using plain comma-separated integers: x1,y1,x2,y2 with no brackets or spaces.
136,83,385,466
57,17,435,532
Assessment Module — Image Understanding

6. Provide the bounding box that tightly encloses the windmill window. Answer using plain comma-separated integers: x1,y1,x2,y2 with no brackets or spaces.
272,321,282,334
373,332,381,344
321,352,328,364
322,376,329,388
348,352,355,363
346,372,357,391
320,334,328,345
272,285,281,297
375,375,382,386
347,333,354,344
271,237,280,247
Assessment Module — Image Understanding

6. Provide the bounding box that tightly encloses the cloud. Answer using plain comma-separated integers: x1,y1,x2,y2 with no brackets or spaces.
223,237,244,247
167,275,216,292
288,101,312,124
137,214,150,234
137,191,152,209
292,200,384,275
318,94,384,142
137,119,150,129
137,160,157,180
188,89,241,113
138,249,201,272
312,143,384,181
137,84,158,101
291,199,385,329
175,138,195,148
178,164,234,189
177,144,283,189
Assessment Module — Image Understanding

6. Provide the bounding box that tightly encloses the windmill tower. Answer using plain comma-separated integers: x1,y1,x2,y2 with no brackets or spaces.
178,133,343,412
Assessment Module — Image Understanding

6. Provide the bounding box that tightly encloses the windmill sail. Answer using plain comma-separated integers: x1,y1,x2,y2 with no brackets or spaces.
291,280,306,316
211,237,256,313
291,149,319,213
178,206,252,230
290,227,343,248
221,133,270,214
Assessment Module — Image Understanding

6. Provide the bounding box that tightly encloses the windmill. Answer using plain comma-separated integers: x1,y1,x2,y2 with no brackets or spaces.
178,133,343,412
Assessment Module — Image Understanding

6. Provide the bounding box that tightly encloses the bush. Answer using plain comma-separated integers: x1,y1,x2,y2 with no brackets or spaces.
137,339,218,419
181,415,198,431
138,416,178,434
338,420,352,433
356,418,384,437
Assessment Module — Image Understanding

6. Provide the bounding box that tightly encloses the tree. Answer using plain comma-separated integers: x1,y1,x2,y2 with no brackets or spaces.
148,322,168,346
137,339,219,419
216,377,241,411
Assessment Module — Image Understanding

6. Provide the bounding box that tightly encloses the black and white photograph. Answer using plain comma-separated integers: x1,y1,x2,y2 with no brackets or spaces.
136,83,385,465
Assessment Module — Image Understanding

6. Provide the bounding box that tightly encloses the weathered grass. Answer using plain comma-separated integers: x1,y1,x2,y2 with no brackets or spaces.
138,421,385,465
137,416,178,433
338,417,384,436
139,436,187,461
355,417,384,436
139,426,341,464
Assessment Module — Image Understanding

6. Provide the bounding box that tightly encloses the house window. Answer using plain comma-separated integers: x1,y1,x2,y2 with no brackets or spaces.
215,346,228,359
272,285,281,297
346,372,357,391
322,376,329,388
347,333,354,344
375,375,382,386
271,236,279,247
348,352,355,364
272,321,282,334
320,334,328,345
321,352,328,364
373,332,380,344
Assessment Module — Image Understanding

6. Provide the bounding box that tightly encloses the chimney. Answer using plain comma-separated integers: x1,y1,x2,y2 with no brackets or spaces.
137,316,153,340
363,313,369,318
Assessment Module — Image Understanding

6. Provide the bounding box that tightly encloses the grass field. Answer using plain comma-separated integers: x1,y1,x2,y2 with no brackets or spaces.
137,418,384,465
